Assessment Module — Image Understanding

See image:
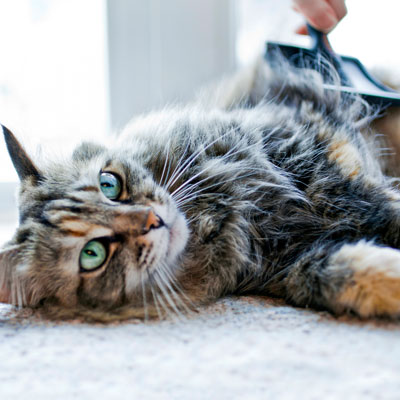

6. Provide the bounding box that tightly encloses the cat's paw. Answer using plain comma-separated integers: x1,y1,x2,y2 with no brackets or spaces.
331,242,400,318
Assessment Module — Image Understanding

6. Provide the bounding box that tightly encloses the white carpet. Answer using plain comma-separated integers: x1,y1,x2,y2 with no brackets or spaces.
0,296,399,400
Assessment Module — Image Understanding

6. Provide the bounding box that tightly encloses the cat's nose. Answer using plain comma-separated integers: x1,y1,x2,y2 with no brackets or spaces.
113,206,164,236
143,209,164,234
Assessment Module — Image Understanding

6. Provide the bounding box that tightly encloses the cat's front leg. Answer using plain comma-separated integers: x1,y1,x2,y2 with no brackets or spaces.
283,241,400,318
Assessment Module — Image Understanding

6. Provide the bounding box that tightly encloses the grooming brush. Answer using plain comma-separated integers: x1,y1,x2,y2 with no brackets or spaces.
265,23,400,107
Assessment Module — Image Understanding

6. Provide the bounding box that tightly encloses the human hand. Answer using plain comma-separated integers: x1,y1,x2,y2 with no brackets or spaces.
292,0,347,34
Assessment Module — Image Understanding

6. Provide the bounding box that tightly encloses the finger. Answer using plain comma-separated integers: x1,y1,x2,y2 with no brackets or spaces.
328,0,347,21
292,3,300,13
295,25,309,35
293,0,339,32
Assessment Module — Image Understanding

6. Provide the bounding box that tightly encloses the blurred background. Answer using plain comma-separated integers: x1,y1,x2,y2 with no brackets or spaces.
0,0,399,238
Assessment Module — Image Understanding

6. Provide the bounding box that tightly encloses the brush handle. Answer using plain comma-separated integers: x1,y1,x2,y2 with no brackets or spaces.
307,24,334,55
306,23,350,86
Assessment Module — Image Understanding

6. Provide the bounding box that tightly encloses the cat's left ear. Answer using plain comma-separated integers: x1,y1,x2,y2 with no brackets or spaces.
2,124,41,183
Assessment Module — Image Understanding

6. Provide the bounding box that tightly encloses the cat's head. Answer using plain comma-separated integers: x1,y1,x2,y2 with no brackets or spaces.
0,125,189,318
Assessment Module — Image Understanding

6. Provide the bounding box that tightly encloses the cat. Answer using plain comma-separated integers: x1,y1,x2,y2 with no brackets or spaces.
1,58,400,322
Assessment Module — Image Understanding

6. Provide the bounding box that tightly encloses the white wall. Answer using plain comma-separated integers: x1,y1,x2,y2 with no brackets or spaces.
107,0,236,131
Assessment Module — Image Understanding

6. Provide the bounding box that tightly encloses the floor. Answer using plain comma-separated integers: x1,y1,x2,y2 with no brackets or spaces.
0,296,399,400
0,184,399,399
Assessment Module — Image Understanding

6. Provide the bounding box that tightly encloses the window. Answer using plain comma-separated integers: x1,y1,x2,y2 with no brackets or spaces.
0,0,108,183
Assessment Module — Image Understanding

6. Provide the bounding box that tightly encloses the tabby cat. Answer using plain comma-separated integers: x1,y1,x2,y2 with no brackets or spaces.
1,59,400,322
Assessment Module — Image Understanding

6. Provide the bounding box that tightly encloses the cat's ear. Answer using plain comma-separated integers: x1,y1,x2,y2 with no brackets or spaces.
0,244,22,305
72,141,106,162
2,124,41,182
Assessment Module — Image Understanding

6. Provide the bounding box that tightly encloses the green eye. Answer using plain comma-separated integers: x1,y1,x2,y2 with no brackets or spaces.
100,172,121,200
80,240,107,271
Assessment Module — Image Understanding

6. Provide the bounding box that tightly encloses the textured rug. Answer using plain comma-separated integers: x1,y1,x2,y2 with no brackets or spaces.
0,296,399,400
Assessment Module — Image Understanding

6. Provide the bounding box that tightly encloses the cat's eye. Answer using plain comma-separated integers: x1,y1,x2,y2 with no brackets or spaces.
80,240,108,271
100,172,121,200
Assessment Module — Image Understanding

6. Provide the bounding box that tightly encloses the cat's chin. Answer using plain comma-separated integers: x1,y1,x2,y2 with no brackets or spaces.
166,212,189,264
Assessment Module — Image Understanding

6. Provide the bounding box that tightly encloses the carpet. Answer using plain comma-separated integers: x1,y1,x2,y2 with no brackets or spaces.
0,296,399,400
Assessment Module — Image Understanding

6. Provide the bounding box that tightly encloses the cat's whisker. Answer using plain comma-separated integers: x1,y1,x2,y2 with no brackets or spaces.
154,291,168,319
159,262,195,315
173,165,288,205
175,171,276,208
159,139,171,187
147,270,163,320
164,141,199,191
172,172,225,203
165,125,243,191
140,270,149,321
188,172,304,205
170,135,285,200
152,277,175,319
170,134,259,198
148,268,173,318
163,146,176,190
153,269,184,319
158,263,191,317
162,137,192,189
172,167,258,202
159,279,190,318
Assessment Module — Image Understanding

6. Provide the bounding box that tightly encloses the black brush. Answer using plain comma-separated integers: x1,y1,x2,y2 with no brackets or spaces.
265,24,400,107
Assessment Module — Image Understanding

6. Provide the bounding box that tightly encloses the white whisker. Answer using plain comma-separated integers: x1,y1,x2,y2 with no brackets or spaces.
175,172,269,208
153,270,183,319
171,138,270,202
170,136,247,198
165,126,242,191
147,270,162,319
159,139,171,187
141,271,149,321
160,263,195,314
163,138,192,189
148,270,174,318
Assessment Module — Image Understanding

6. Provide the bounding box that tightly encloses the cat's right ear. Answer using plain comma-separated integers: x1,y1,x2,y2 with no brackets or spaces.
2,124,41,183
